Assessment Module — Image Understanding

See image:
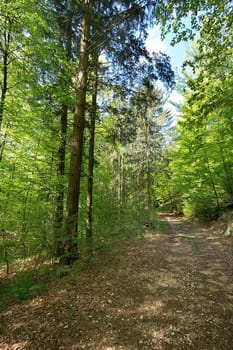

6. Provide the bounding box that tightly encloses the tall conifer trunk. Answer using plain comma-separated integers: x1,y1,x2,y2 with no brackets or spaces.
54,103,68,256
54,0,74,257
63,0,91,263
146,107,151,209
86,56,98,245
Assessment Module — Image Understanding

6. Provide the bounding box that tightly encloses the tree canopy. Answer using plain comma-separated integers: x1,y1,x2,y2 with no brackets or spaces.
0,0,232,269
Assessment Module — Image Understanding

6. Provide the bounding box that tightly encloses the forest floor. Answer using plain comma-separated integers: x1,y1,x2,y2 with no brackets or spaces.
0,213,233,350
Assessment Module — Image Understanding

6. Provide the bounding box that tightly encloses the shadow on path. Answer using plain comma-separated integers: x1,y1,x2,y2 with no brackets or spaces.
1,214,233,349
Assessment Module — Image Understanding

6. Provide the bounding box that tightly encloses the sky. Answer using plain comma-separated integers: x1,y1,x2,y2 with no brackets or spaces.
146,26,186,74
145,26,187,120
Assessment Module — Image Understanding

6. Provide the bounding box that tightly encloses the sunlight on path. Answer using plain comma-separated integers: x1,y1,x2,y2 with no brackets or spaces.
1,215,233,349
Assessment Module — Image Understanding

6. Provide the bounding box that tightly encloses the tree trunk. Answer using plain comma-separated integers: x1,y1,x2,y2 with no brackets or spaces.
217,132,233,198
203,149,220,210
144,93,151,209
118,152,123,207
62,0,91,263
54,104,68,256
0,29,10,161
53,0,74,257
0,30,10,130
86,56,98,246
146,114,151,209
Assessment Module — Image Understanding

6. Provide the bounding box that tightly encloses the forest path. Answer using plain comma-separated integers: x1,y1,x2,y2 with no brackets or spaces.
1,214,233,350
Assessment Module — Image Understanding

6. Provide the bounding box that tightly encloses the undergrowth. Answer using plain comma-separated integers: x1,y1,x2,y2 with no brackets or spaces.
0,211,167,309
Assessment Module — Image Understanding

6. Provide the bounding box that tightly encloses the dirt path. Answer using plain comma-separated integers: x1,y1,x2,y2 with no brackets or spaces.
1,214,233,349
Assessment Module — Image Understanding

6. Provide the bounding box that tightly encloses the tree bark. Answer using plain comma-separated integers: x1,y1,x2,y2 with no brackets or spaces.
62,0,91,263
54,0,74,257
54,103,68,256
0,28,11,161
0,30,10,130
203,149,220,210
146,109,151,209
144,88,151,209
86,56,98,246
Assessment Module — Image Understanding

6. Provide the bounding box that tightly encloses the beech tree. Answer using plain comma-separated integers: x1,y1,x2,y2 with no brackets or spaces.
0,0,33,159
160,4,233,218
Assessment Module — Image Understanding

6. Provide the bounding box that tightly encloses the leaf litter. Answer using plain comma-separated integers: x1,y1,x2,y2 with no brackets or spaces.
0,214,233,349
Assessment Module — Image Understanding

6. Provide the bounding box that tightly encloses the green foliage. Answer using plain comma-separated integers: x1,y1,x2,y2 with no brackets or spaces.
155,0,232,45
2,270,47,301
0,264,56,309
0,0,74,267
7,271,34,300
156,6,233,219
55,265,71,279
3,0,230,273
